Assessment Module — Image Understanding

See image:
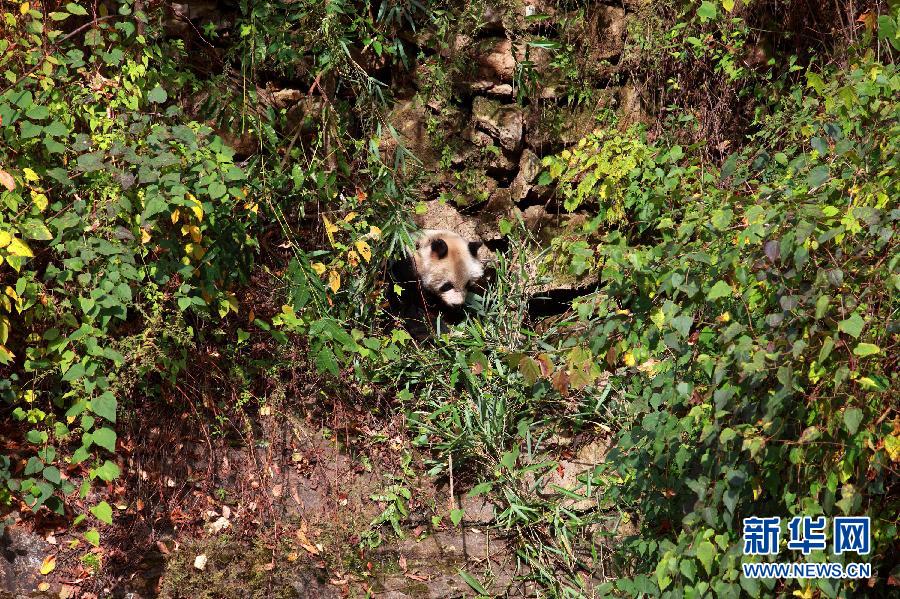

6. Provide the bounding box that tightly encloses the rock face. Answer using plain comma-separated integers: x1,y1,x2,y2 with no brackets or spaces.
0,526,50,597
587,5,627,62
476,38,517,83
472,97,524,152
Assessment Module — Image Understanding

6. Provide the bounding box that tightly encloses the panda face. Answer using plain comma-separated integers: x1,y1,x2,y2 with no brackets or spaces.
413,230,484,307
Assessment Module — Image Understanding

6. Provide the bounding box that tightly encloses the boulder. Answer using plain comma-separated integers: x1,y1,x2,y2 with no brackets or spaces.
476,38,517,83
510,149,541,201
588,5,626,62
618,84,647,126
518,148,542,184
472,97,523,152
0,525,51,597
414,200,503,245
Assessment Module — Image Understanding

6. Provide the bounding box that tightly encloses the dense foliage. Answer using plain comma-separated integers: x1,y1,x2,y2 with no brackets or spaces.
1,0,897,597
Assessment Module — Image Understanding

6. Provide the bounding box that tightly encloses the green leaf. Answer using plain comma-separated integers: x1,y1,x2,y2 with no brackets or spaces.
66,2,89,15
500,447,519,471
842,408,863,436
62,361,86,382
807,164,830,188
450,508,464,526
468,482,493,497
680,558,697,582
26,429,48,444
93,460,120,482
719,427,737,445
91,392,117,423
207,181,227,198
696,541,716,575
90,501,113,524
852,343,879,357
697,1,717,21
838,312,864,338
84,528,100,547
92,427,117,452
458,570,488,595
707,280,732,301
25,457,43,475
20,220,52,241
43,466,61,484
672,314,693,338
147,84,168,104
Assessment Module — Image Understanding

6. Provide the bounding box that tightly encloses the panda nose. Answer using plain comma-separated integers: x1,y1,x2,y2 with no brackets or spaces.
442,289,464,306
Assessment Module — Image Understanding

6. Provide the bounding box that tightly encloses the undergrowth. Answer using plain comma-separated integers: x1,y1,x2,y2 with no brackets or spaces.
1,1,898,598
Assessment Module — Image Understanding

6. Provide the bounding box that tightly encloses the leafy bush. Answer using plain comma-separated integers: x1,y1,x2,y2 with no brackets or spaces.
1,1,254,526
510,55,898,597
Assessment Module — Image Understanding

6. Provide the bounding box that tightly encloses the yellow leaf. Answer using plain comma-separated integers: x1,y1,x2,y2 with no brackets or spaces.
37,583,50,592
793,586,814,599
140,229,151,244
7,237,34,258
171,208,180,224
0,168,14,191
20,2,30,15
0,345,15,363
885,433,900,462
623,352,636,367
23,167,39,182
190,200,203,222
322,215,338,245
368,226,381,240
343,211,358,223
0,230,11,248
311,262,327,276
355,240,372,263
182,225,201,243
328,270,340,293
31,191,48,212
39,555,55,575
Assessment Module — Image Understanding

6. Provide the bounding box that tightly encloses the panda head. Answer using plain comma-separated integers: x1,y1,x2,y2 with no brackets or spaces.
413,229,484,308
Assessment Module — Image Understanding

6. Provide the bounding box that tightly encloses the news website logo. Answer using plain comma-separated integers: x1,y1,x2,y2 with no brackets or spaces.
741,516,872,580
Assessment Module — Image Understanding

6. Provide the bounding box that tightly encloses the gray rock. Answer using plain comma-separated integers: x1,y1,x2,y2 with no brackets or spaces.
0,526,50,596
518,148,541,184
472,97,523,152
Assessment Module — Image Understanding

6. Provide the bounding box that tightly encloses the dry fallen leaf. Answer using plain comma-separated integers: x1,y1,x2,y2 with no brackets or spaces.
296,528,320,556
58,584,77,599
38,582,50,592
0,168,15,191
193,554,207,570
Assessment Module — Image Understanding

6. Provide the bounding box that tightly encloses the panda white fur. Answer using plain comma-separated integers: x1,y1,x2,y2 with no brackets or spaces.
387,229,485,338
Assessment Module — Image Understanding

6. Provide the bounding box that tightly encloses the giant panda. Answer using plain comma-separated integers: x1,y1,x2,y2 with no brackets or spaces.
387,229,485,339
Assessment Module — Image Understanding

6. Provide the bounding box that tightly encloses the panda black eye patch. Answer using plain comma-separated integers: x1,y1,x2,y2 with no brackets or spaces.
430,238,449,259
439,282,454,292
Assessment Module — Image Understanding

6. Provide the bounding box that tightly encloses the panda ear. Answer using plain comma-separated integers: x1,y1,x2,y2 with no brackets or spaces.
430,238,448,259
468,241,482,257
